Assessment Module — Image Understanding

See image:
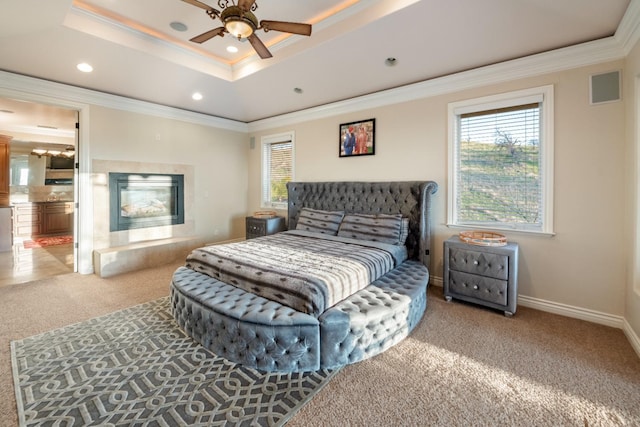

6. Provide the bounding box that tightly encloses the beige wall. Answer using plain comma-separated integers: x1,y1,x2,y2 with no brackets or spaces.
249,60,628,317
625,42,640,340
88,106,249,247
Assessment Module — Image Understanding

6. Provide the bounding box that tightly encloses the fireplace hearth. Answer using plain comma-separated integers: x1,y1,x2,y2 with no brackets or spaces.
109,173,184,232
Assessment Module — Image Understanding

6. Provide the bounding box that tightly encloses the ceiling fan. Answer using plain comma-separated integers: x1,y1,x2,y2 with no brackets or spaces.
182,0,312,59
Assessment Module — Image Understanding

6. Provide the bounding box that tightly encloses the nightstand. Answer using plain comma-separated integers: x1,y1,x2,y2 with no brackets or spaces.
245,216,286,239
443,236,519,316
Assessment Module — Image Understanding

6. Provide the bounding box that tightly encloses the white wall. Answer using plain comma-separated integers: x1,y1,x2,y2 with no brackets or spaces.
248,60,628,320
625,41,640,346
1,50,636,348
88,106,249,248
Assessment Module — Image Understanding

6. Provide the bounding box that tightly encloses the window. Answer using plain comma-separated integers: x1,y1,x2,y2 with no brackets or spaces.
10,155,30,186
448,86,554,234
261,132,294,209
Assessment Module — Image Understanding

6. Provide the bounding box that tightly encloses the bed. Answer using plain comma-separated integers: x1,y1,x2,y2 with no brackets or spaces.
170,181,438,372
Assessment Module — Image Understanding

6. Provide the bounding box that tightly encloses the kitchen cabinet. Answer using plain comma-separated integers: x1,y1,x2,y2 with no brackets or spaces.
0,135,11,207
13,202,73,238
43,202,74,235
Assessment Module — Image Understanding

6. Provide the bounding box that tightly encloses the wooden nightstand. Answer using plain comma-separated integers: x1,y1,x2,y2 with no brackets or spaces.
245,216,286,239
443,236,519,316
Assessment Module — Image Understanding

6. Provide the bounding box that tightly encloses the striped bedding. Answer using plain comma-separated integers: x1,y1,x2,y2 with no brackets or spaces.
184,230,407,317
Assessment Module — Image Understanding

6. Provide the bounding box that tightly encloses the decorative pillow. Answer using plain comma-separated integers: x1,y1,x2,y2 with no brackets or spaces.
337,213,403,244
398,217,410,246
296,208,344,235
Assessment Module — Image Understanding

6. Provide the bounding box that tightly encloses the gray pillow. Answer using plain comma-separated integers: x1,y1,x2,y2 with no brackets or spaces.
296,208,344,235
398,217,410,245
337,213,403,244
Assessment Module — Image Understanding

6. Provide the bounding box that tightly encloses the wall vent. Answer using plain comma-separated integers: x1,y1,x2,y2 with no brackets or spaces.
590,70,621,105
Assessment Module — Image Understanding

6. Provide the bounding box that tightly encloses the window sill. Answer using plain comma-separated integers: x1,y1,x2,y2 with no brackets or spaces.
446,223,556,237
261,204,287,211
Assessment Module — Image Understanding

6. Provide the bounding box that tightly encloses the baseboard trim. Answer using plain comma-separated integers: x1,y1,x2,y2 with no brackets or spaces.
517,295,625,329
623,319,640,359
430,275,443,287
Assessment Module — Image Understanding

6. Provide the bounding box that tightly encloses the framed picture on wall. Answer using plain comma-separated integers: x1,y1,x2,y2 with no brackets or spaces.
339,118,375,157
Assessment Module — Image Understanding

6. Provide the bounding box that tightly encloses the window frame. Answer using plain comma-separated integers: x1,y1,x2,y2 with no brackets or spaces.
261,131,295,210
447,85,555,235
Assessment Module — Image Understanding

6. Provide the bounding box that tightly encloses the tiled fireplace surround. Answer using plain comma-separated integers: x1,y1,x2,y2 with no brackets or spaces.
91,160,201,277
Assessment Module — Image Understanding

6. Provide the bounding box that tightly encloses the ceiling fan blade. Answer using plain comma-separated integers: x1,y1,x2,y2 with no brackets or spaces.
238,0,256,12
260,20,312,36
190,27,225,43
182,0,213,11
247,34,272,59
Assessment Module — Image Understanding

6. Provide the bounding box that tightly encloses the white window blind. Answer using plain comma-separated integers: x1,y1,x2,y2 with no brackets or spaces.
262,133,294,208
448,86,554,234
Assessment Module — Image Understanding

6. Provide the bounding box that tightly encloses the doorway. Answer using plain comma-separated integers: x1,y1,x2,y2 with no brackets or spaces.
0,97,78,286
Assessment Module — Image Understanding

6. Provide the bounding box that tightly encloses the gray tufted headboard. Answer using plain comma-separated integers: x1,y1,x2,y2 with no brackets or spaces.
286,181,438,268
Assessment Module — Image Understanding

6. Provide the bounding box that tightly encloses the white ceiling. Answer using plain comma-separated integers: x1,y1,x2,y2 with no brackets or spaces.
0,0,632,146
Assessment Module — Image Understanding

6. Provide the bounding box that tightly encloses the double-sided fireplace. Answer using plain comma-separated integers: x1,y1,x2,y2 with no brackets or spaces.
109,172,184,232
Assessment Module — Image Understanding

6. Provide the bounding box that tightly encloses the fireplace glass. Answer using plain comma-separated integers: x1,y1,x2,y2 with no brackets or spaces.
109,173,184,231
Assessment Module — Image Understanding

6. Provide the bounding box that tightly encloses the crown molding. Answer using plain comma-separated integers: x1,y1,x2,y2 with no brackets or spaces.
248,35,627,132
249,0,640,132
2,0,639,136
616,0,640,54
0,71,248,133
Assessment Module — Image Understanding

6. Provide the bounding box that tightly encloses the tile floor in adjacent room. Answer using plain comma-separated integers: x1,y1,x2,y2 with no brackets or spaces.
0,239,74,287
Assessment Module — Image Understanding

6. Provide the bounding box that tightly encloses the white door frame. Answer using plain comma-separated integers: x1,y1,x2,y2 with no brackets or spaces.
0,73,93,274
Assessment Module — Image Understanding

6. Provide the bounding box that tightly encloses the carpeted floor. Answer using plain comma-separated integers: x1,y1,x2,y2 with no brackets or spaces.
1,262,639,426
11,297,337,426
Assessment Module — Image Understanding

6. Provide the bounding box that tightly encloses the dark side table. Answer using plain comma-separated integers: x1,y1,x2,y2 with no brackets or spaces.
245,216,286,239
443,236,519,316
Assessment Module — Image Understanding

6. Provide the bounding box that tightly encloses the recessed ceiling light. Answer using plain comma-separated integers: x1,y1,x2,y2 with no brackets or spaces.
192,92,203,101
385,57,397,67
293,87,303,94
170,21,188,32
77,62,93,73
226,46,239,53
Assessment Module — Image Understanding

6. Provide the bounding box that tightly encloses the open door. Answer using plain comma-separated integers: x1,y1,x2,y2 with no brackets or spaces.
73,116,79,272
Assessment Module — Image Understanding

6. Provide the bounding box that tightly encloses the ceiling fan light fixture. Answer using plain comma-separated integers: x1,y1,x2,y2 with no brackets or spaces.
221,6,258,39
225,19,254,38
184,1,310,59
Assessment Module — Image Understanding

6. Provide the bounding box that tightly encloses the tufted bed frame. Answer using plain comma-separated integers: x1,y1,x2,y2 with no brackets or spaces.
170,180,438,372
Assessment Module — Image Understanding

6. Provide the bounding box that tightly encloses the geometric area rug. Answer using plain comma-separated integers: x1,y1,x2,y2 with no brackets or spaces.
11,297,340,426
